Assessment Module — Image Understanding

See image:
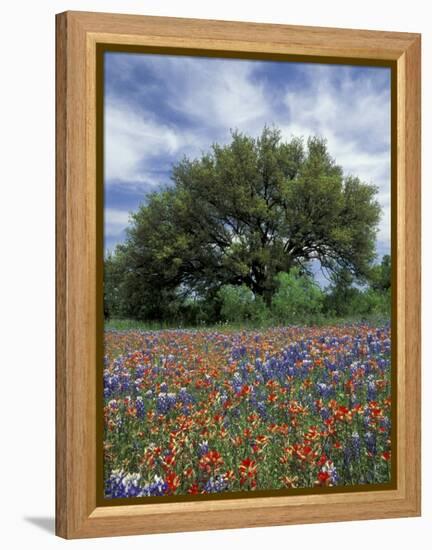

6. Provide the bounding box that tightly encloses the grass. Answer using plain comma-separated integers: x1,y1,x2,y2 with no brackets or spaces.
105,315,390,332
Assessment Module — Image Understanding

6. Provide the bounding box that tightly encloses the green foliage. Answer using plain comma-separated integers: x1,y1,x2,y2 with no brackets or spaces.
324,264,390,321
105,126,383,323
104,250,128,319
272,268,323,324
356,288,391,318
218,284,269,323
370,254,391,292
323,268,362,318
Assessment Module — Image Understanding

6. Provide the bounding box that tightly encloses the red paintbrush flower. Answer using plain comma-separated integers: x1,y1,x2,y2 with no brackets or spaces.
239,384,251,397
317,454,328,467
199,450,224,473
239,457,257,484
161,453,176,471
165,472,180,493
316,471,330,486
183,466,194,479
381,451,391,461
187,483,200,495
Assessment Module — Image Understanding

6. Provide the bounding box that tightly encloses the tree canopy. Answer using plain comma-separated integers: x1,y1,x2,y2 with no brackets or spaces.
105,126,382,321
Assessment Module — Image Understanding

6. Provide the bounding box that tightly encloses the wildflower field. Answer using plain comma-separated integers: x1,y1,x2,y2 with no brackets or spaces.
103,324,392,499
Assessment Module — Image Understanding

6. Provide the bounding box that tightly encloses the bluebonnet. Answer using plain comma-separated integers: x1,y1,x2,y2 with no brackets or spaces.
380,416,391,432
178,387,194,405
350,432,361,460
256,401,268,420
203,476,228,493
119,371,131,393
238,362,250,381
316,382,332,399
104,372,120,398
107,399,119,411
142,476,168,496
136,396,145,418
135,364,146,378
331,370,340,384
198,440,209,456
366,378,377,401
231,372,243,394
365,431,377,455
343,446,353,467
319,407,330,421
326,462,339,485
105,470,143,498
231,345,247,360
156,392,176,414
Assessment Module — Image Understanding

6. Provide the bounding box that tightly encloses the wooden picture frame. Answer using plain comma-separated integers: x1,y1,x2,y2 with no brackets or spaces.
56,11,421,539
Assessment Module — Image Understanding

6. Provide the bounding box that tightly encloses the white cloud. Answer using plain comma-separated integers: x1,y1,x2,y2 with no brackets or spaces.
284,65,390,147
170,58,271,131
104,208,131,238
104,56,276,186
105,100,181,184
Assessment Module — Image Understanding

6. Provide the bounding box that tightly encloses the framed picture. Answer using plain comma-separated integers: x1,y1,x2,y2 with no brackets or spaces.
56,11,421,539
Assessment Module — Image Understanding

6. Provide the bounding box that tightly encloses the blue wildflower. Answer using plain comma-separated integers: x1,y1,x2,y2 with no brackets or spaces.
203,475,229,493
198,440,209,456
365,431,377,455
136,396,145,419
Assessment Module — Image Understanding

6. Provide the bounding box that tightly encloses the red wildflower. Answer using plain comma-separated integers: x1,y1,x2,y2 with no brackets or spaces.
161,453,176,471
166,472,180,493
239,457,257,485
317,454,328,467
316,471,331,486
243,428,253,438
225,469,235,481
239,384,251,397
268,393,278,403
187,483,200,495
199,450,224,473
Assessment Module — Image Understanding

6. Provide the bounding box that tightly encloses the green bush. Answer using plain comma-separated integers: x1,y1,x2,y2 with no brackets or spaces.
218,284,269,323
356,288,391,317
272,269,323,324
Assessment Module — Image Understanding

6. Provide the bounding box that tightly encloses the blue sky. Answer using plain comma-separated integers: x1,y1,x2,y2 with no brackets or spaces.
104,52,391,277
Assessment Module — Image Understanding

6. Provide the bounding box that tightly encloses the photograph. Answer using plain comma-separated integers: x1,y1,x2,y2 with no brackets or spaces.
101,51,393,500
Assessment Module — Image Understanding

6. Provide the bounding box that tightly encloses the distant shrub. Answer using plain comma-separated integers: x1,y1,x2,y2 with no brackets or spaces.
272,268,323,324
218,284,269,323
356,288,391,318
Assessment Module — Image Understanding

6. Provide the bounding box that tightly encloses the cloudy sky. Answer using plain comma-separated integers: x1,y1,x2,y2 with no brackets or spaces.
104,52,391,270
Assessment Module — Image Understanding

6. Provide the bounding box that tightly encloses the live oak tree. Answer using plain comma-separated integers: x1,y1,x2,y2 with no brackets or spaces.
106,126,381,320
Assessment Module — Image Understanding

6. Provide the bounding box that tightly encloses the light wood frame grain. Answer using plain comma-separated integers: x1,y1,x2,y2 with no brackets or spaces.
56,10,421,539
